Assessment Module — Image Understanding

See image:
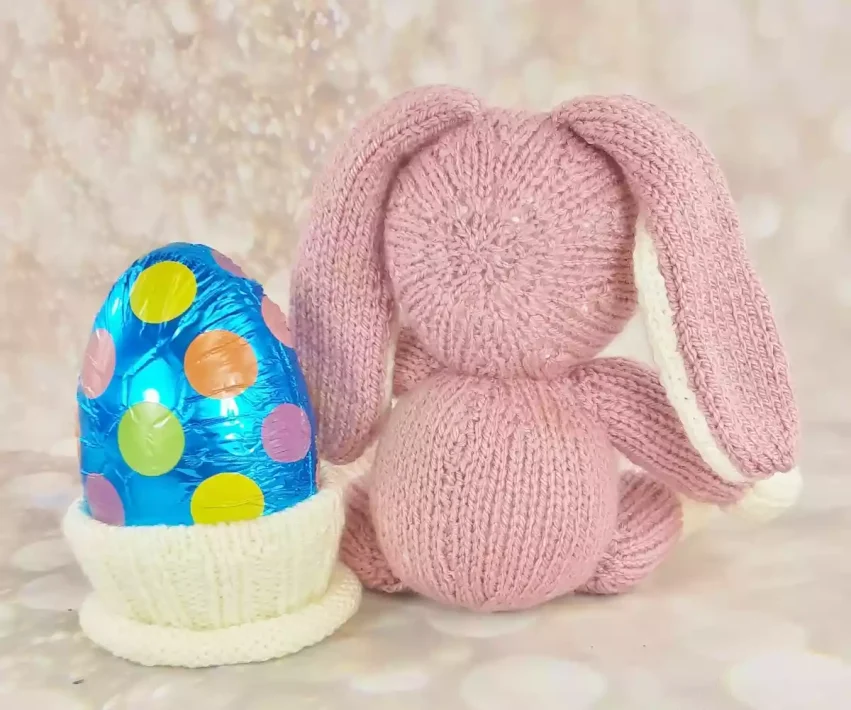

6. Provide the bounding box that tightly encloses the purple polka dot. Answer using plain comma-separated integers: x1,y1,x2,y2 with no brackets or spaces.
262,404,312,463
261,296,294,347
212,249,248,278
85,474,125,526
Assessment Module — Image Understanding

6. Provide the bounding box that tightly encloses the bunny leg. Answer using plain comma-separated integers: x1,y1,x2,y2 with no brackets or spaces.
576,470,682,595
340,474,409,594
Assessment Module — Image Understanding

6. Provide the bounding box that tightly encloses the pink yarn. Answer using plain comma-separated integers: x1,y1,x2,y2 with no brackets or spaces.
292,87,799,610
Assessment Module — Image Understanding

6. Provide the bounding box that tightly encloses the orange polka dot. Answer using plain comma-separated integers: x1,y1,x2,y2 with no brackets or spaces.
184,330,258,399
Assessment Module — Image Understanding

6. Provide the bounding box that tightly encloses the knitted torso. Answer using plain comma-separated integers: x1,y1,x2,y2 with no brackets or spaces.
373,372,618,610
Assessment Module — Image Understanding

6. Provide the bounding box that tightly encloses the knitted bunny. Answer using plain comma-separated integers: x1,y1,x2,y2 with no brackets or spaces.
291,86,801,611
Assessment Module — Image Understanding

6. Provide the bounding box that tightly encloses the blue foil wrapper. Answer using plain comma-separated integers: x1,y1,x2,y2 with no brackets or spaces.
77,242,318,527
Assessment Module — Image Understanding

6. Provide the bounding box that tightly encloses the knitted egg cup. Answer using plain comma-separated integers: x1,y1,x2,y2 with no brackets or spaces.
63,468,360,667
65,244,361,667
291,86,802,612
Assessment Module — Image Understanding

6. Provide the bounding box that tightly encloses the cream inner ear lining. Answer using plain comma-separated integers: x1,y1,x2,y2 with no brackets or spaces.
632,215,746,485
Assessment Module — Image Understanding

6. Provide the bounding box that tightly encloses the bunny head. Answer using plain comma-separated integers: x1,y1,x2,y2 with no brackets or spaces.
292,87,798,487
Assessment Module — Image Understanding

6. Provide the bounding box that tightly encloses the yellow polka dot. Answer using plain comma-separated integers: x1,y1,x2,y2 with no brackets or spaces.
190,473,265,525
130,261,197,324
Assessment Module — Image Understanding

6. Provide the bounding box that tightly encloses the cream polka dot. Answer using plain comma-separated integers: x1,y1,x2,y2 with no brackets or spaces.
11,538,73,572
726,650,851,709
350,665,431,694
16,572,88,611
460,656,607,710
422,603,539,638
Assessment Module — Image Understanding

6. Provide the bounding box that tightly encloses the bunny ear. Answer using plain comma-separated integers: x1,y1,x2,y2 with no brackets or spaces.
559,95,799,483
291,87,480,464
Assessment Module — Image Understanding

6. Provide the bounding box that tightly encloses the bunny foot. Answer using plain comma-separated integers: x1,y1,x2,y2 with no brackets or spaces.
340,476,409,594
577,471,682,595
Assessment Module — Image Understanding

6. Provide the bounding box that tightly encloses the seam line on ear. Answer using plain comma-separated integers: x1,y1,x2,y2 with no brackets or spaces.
633,216,746,485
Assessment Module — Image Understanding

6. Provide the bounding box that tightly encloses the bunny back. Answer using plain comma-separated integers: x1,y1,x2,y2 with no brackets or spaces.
370,373,619,610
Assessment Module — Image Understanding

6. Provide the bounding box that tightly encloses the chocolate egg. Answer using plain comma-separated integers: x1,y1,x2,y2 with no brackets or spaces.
77,243,317,526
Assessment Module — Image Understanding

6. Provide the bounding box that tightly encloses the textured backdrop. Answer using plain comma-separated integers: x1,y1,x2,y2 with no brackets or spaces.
1,1,850,708
1,0,850,453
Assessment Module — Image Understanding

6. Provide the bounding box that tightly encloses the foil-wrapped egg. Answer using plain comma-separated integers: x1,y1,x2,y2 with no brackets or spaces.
76,243,317,526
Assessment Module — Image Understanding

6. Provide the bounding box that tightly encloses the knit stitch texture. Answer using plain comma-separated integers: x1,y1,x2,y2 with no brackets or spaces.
292,86,801,611
63,473,361,666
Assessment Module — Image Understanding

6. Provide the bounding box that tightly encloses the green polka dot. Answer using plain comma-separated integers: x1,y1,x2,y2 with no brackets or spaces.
118,402,185,476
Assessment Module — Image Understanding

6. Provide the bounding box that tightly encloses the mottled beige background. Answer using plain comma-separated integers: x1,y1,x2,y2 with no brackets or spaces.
1,1,850,709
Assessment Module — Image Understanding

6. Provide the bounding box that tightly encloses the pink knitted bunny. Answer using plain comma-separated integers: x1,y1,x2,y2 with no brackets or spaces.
291,87,801,611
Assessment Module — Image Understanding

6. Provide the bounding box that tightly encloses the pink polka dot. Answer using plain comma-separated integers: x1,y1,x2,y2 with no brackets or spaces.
262,404,312,463
80,329,115,398
212,249,248,278
85,474,125,526
261,295,294,347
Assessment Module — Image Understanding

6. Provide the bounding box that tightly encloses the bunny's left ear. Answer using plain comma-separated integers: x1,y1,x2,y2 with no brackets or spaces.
557,95,799,484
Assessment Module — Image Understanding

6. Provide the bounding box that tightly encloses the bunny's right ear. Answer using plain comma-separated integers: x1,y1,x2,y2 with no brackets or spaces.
558,95,799,484
291,87,480,464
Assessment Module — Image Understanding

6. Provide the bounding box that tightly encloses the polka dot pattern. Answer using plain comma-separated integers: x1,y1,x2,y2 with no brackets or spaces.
117,402,185,476
212,249,249,278
190,472,265,524
84,474,125,526
76,243,317,526
262,295,294,347
129,261,197,324
184,330,258,398
262,403,312,463
80,328,115,398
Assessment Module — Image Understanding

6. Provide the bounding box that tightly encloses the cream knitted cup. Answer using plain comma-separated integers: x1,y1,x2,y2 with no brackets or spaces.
63,470,361,667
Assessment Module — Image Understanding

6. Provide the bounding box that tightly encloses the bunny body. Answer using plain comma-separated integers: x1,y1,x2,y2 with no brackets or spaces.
293,88,801,611
373,374,619,609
